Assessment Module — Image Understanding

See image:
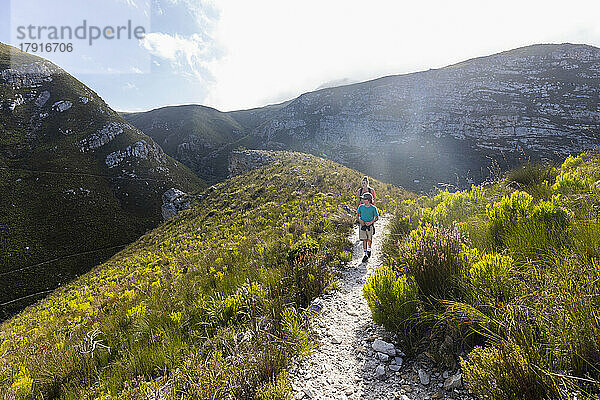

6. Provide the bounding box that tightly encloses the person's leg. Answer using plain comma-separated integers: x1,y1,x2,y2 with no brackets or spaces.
362,239,368,262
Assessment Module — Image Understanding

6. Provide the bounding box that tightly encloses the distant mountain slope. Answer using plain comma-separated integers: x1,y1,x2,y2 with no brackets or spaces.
250,43,600,191
126,43,600,193
122,100,293,183
226,99,292,131
122,105,246,182
0,43,204,317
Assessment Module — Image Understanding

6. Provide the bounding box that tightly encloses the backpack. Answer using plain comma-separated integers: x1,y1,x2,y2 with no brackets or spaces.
358,187,373,197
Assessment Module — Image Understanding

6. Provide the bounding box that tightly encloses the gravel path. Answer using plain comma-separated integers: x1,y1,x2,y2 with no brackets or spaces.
289,215,476,400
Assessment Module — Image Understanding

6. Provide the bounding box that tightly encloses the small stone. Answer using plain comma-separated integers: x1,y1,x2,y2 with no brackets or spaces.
308,298,324,313
418,369,430,385
444,373,463,390
389,364,401,372
376,365,387,380
443,370,449,379
377,352,390,362
401,384,413,393
331,337,341,344
394,356,403,366
432,390,444,399
372,339,396,356
302,388,313,398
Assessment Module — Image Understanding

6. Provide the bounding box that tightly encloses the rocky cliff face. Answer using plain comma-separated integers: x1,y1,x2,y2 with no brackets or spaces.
228,150,274,177
249,43,600,191
0,43,204,317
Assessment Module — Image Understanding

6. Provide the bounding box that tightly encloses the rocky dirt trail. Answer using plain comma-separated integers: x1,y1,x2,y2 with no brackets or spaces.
289,215,475,400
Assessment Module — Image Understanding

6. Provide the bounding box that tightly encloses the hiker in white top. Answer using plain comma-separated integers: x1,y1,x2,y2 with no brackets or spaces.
356,176,376,209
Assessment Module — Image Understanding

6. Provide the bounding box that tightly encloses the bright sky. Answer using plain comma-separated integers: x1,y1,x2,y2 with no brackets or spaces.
3,0,600,112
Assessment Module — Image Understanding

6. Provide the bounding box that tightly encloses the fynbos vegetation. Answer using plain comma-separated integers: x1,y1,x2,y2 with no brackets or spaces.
366,151,600,398
0,152,406,399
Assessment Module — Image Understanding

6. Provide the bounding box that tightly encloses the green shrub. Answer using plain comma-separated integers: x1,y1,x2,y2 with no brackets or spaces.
280,307,313,356
468,253,514,302
561,154,583,170
382,214,418,267
572,220,600,261
506,163,557,188
339,250,351,264
256,372,292,400
363,266,419,332
487,191,533,245
552,170,588,194
531,195,572,229
309,216,331,233
487,191,572,249
285,253,332,307
461,344,553,400
431,186,486,226
206,282,266,327
501,196,572,257
399,223,469,299
287,236,318,263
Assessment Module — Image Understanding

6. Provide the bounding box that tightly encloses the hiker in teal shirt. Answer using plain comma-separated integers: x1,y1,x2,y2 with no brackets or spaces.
357,192,379,263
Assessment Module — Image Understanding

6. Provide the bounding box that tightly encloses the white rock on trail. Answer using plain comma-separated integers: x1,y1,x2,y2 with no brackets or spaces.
375,365,386,380
444,372,463,390
372,339,396,356
418,369,430,385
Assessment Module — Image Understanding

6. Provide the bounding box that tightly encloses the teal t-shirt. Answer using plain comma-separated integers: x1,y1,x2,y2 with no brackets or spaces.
357,204,379,222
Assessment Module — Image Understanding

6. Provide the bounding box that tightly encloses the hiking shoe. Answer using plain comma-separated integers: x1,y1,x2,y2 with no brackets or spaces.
362,255,369,263
367,251,371,258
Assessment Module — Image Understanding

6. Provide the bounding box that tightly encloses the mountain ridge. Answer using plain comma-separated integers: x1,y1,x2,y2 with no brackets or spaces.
0,42,205,317
123,42,600,192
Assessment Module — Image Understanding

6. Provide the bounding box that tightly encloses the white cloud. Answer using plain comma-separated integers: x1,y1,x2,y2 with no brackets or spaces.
201,0,600,111
141,32,217,82
141,32,202,61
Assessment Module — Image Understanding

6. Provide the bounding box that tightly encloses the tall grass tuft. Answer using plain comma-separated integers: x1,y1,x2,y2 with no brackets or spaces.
398,223,469,300
461,343,557,400
506,162,557,190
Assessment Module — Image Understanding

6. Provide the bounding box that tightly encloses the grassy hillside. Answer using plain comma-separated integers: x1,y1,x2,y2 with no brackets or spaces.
0,43,204,317
365,150,600,398
0,152,410,399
